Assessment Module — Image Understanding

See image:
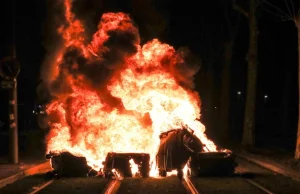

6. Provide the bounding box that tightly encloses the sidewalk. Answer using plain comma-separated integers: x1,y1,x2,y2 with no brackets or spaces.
235,148,300,181
0,156,51,188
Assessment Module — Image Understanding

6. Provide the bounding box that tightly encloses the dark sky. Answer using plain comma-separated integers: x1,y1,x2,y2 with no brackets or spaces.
0,0,298,148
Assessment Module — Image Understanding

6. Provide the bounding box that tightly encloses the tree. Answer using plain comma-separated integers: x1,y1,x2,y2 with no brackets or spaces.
260,0,300,159
218,1,241,144
233,0,259,146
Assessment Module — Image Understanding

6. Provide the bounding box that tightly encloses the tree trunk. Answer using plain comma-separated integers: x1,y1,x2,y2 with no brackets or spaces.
295,20,300,159
242,0,258,146
219,41,233,144
281,70,291,138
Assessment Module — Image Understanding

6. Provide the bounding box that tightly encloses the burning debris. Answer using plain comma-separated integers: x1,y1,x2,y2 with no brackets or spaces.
102,152,150,178
156,127,203,179
41,0,236,178
46,152,97,177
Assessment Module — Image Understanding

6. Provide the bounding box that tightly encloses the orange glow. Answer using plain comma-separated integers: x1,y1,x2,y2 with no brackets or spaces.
45,0,219,173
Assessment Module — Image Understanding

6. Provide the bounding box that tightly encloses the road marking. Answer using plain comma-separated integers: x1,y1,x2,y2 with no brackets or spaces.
182,176,199,194
103,180,121,194
29,178,56,194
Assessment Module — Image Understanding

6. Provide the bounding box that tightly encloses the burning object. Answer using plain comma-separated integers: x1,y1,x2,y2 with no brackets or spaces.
46,152,96,177
156,128,204,178
102,152,150,178
42,0,221,172
188,151,237,176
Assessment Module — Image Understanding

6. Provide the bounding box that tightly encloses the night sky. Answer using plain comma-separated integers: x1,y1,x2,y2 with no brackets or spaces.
0,0,298,151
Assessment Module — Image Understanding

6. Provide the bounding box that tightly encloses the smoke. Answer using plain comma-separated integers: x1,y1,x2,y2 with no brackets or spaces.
164,47,201,89
39,1,202,118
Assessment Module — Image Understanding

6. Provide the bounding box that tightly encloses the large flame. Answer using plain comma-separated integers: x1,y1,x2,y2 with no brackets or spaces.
44,0,218,172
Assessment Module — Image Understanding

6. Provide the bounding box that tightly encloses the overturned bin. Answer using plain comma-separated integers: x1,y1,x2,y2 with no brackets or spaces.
46,152,96,177
188,151,237,176
156,128,204,179
102,152,150,178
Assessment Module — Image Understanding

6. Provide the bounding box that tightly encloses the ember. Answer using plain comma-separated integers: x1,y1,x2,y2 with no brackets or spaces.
43,0,220,175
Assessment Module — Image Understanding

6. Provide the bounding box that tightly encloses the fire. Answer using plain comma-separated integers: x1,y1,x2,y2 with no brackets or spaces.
129,159,139,176
44,0,218,172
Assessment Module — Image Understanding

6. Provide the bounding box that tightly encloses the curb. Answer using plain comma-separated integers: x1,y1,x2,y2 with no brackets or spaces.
237,153,300,181
0,161,52,189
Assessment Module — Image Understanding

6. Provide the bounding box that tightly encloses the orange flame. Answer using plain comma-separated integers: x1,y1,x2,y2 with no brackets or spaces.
44,0,218,172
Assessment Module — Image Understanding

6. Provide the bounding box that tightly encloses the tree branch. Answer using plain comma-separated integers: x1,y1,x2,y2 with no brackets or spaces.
233,3,249,18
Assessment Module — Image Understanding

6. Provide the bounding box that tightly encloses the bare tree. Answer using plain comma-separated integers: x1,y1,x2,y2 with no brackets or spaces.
234,0,259,146
260,0,300,159
218,1,241,144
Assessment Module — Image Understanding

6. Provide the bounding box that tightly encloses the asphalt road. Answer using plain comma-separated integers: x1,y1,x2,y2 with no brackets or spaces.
1,158,300,194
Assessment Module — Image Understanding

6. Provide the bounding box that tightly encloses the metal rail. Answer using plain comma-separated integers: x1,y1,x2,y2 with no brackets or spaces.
182,176,199,194
236,167,274,194
28,178,56,194
103,180,121,194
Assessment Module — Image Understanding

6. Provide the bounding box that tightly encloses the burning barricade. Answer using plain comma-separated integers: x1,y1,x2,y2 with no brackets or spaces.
42,0,238,180
45,127,237,178
156,127,237,178
156,127,203,178
46,152,97,177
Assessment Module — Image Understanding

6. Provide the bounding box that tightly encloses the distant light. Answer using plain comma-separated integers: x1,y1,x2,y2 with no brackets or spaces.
264,95,268,99
237,91,241,95
214,107,217,109
33,110,35,113
39,105,41,108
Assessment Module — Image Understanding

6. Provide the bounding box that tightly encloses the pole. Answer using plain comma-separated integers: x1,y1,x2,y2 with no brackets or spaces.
9,79,18,164
9,0,18,164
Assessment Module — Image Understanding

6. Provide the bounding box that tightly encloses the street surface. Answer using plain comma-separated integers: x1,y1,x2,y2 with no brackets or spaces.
1,157,300,194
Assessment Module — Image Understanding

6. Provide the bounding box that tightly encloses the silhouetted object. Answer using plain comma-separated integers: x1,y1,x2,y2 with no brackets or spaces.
46,152,93,177
188,151,237,176
0,56,20,164
234,0,258,146
102,152,150,178
156,128,204,179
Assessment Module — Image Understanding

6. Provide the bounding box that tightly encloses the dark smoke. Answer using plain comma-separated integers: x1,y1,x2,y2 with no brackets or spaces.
47,12,140,110
172,47,201,89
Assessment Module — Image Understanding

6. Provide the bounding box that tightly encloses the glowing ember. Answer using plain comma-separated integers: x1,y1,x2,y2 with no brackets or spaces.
44,0,219,173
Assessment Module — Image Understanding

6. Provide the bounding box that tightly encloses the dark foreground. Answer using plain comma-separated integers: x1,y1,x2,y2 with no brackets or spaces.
1,157,300,194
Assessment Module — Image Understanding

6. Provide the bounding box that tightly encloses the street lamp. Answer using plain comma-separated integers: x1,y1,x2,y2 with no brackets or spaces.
237,91,242,100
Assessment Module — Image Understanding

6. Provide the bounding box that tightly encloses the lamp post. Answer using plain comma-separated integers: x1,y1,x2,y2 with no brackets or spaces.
0,57,20,164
